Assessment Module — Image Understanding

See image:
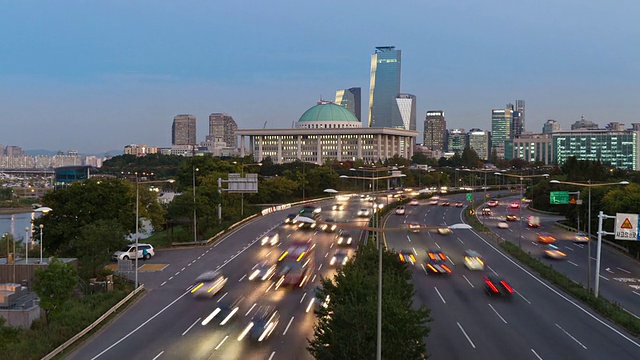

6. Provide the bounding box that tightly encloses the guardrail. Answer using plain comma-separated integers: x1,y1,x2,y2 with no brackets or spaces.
42,285,145,360
554,221,629,254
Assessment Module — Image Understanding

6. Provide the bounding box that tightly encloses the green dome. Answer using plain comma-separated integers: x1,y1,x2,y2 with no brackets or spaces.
298,103,359,123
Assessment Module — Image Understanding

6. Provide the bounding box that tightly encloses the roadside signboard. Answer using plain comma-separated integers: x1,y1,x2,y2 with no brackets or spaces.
615,213,639,241
466,193,472,201
549,191,569,205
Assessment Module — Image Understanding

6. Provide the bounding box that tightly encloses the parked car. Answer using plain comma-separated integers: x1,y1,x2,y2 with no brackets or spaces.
112,243,154,261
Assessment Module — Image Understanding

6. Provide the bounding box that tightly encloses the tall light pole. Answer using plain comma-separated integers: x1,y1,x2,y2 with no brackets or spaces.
39,224,44,264
193,167,199,244
33,207,52,264
549,179,628,291
135,178,175,289
240,163,262,216
24,227,29,264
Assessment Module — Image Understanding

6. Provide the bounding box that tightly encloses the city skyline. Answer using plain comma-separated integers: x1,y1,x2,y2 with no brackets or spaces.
1,1,638,153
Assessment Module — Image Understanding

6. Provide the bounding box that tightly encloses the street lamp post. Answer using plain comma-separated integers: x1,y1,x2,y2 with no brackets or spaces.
549,179,628,291
39,224,44,264
33,207,52,264
135,178,175,289
193,167,199,244
24,227,29,264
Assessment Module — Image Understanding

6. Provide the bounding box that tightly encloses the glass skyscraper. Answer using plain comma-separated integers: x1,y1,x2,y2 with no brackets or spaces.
491,108,513,159
369,46,401,128
335,87,362,121
447,129,467,154
423,111,446,151
395,93,416,131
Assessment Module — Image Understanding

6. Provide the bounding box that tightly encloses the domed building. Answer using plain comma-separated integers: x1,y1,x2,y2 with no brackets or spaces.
237,101,417,165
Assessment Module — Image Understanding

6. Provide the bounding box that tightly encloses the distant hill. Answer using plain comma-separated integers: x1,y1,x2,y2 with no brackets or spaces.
24,149,123,157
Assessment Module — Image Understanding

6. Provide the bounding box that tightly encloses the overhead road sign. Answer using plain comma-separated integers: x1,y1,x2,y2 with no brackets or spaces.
466,193,472,201
615,213,639,241
550,191,569,205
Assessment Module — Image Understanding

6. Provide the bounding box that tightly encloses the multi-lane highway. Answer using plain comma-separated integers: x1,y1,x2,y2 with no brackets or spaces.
478,196,640,317
67,198,369,360
384,193,640,360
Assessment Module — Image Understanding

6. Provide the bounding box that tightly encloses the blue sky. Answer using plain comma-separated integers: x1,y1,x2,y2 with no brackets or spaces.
1,0,639,153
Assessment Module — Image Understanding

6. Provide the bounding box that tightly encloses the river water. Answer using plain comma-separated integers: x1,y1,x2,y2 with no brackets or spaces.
0,212,40,242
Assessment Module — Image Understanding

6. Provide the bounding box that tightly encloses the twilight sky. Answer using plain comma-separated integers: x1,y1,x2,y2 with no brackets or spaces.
1,0,639,153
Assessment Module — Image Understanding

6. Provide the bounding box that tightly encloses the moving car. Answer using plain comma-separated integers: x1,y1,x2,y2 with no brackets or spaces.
302,205,321,214
409,199,419,206
296,218,317,230
248,262,277,281
537,232,556,244
321,218,338,233
284,213,298,224
481,208,492,216
574,232,589,243
201,296,244,326
528,216,541,228
484,275,514,297
238,307,280,342
510,201,520,209
437,227,452,235
335,230,353,246
261,233,280,246
191,271,227,299
487,199,499,207
463,250,484,270
357,208,370,217
425,250,452,274
505,214,518,222
112,243,155,261
306,286,331,314
330,249,349,267
408,223,421,232
395,206,406,215
454,201,464,207
331,203,345,211
398,250,417,265
497,221,509,229
428,199,439,205
439,200,450,206
544,244,567,259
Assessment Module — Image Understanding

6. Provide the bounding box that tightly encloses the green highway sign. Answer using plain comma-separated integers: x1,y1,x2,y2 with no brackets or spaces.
550,191,570,205
466,193,472,201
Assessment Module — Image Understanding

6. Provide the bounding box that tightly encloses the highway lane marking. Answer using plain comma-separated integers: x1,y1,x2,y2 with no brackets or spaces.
181,317,201,336
568,261,579,267
252,263,259,270
590,257,597,261
605,268,614,274
623,307,640,319
412,247,417,255
245,303,257,316
160,281,166,287
448,257,455,266
174,272,180,276
487,265,498,276
239,274,247,282
216,292,228,303
265,282,274,293
181,267,186,271
300,292,307,304
325,252,329,258
555,323,587,349
268,352,276,360
617,267,631,274
531,349,543,360
514,290,531,304
456,322,476,349
215,335,229,350
421,264,427,275
435,242,441,249
465,226,640,349
457,237,464,244
434,287,446,304
318,264,323,271
312,274,317,283
168,276,174,280
462,275,474,288
283,316,295,335
599,275,610,281
330,243,334,248
406,235,411,242
488,304,507,324
152,351,164,360
573,243,584,248
634,291,640,297
564,247,574,251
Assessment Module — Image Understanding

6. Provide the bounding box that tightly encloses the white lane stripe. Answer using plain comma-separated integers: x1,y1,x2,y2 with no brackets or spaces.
555,323,587,349
318,264,323,271
215,335,228,350
300,292,307,303
181,318,201,336
152,351,164,360
435,242,441,248
181,267,186,271
239,274,247,282
599,275,610,281
312,274,317,283
487,265,498,275
457,322,476,349
421,264,427,275
617,267,631,274
568,261,579,267
245,303,257,316
633,291,640,297
458,237,464,244
488,304,507,324
434,287,446,304
216,292,228,303
462,275,474,288
283,316,295,335
531,349,543,360
160,281,166,287
465,227,640,349
268,352,276,360
515,290,531,304
174,272,180,276
565,247,574,251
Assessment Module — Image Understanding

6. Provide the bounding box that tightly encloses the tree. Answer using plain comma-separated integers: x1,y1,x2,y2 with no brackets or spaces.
411,152,430,165
70,220,127,278
308,243,430,359
461,147,482,169
32,258,77,324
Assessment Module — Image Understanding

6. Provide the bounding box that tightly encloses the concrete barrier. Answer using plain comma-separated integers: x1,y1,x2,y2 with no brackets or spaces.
554,221,629,253
42,285,145,360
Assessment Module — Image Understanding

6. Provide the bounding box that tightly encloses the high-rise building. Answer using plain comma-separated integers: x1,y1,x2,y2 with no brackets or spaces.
505,134,553,165
542,119,561,134
207,113,238,148
515,100,525,132
5,146,24,157
423,111,446,152
335,87,362,121
395,94,416,130
447,129,466,154
553,129,640,170
369,46,401,128
491,108,513,159
468,129,490,160
172,114,196,145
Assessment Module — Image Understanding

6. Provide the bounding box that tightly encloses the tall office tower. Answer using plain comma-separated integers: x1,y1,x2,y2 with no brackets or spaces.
368,46,401,128
172,114,197,145
468,129,490,160
423,111,446,151
515,100,525,132
0,145,5,156
542,119,561,134
335,87,362,121
491,108,513,159
395,93,416,130
447,128,466,154
5,146,24,156
207,113,238,148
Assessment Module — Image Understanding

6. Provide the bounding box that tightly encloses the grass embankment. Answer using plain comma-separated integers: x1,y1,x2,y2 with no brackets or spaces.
463,210,640,337
0,277,138,360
